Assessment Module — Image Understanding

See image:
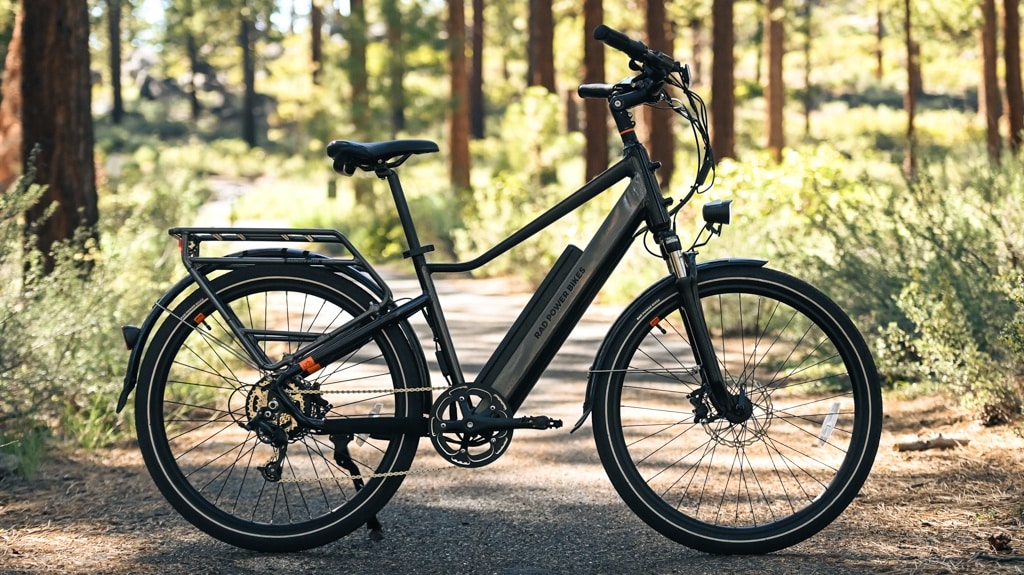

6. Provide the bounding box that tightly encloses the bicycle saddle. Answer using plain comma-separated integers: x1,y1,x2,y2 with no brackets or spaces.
326,139,439,175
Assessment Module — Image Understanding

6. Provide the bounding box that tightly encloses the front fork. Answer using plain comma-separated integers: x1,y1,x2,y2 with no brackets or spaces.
662,240,749,424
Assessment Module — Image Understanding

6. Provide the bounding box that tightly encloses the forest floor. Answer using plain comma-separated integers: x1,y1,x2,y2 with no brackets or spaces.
1,273,1023,575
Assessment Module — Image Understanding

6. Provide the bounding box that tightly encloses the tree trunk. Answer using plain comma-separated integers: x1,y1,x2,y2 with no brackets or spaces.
875,5,884,80
383,0,405,136
448,0,472,199
186,32,201,122
470,0,485,139
240,12,256,148
20,0,98,272
1004,0,1023,152
802,0,813,137
311,0,323,85
689,16,703,86
0,8,23,191
583,0,608,182
711,0,736,159
982,0,1001,162
903,0,918,175
108,0,123,124
528,0,556,92
643,0,675,187
349,0,373,204
349,0,369,129
765,0,785,162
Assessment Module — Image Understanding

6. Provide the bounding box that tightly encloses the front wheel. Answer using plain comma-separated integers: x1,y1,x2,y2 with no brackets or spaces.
592,265,882,554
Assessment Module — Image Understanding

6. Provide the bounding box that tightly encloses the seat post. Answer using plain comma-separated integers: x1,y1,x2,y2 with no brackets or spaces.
379,167,432,261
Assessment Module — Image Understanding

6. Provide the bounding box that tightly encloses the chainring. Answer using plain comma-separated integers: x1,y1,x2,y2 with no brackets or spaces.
429,385,512,468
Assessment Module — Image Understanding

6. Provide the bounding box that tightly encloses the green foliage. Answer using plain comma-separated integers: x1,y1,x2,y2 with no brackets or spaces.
453,88,592,282
0,143,207,470
706,143,1024,412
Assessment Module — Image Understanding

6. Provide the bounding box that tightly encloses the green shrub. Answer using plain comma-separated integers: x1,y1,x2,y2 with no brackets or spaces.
710,145,1023,412
0,147,207,471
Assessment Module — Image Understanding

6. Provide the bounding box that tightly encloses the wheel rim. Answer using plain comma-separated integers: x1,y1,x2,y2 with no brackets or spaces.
605,277,876,539
142,274,416,537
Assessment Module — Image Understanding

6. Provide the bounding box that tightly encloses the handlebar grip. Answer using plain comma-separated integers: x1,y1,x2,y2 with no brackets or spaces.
593,24,650,62
578,83,615,99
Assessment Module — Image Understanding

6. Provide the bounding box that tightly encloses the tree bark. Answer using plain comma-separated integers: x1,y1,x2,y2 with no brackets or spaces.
311,0,323,85
903,0,918,176
765,0,785,162
528,0,556,92
186,32,201,122
982,0,1001,162
349,0,373,204
108,0,124,124
875,5,884,80
711,0,736,159
802,0,813,137
1004,0,1023,152
383,0,405,136
448,0,472,198
583,0,608,182
643,0,675,187
470,0,485,139
240,11,256,148
20,0,99,272
0,8,23,191
689,17,703,86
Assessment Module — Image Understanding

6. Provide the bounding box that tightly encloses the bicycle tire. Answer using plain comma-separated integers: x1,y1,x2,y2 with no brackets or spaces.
135,264,426,551
591,264,881,554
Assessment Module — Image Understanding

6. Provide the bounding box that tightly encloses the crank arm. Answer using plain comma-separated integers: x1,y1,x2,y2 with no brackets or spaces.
439,415,563,433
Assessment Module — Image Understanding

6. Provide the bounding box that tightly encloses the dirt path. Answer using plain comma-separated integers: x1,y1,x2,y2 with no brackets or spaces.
1,270,1022,574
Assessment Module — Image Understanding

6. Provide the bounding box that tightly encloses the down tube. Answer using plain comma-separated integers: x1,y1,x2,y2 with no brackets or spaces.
482,178,649,412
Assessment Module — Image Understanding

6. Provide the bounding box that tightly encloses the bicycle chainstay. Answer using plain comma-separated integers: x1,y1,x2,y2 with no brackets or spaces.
253,383,449,483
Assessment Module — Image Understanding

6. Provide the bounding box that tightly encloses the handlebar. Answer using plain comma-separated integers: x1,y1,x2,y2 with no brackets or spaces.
593,24,678,76
593,24,649,62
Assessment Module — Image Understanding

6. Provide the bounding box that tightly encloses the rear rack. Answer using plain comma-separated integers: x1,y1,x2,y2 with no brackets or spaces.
170,226,392,304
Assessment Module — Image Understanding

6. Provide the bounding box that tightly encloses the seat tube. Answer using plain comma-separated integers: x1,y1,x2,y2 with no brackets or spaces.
382,169,466,386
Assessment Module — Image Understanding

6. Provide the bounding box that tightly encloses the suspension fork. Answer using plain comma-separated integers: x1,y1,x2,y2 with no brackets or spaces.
659,236,740,420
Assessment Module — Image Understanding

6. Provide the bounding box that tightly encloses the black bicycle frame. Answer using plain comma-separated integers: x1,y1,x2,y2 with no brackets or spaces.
164,118,730,437
279,144,727,423
270,152,654,411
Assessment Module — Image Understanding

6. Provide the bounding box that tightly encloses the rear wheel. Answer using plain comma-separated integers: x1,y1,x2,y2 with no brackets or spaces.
135,265,425,551
592,265,881,554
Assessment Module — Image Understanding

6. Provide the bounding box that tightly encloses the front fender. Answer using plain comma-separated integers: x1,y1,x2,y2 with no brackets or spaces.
116,249,387,413
571,258,768,432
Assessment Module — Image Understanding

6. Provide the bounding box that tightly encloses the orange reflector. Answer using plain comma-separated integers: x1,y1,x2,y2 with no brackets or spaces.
194,312,206,324
650,316,661,327
300,357,321,373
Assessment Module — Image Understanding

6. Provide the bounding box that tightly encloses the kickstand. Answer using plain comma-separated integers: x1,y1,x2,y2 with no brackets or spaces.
330,434,384,541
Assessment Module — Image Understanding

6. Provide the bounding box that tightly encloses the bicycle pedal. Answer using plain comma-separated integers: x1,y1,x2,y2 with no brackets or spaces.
514,415,563,430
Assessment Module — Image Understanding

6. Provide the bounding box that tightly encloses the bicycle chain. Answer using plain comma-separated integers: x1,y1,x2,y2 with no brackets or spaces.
291,386,448,395
276,384,455,482
278,464,457,483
